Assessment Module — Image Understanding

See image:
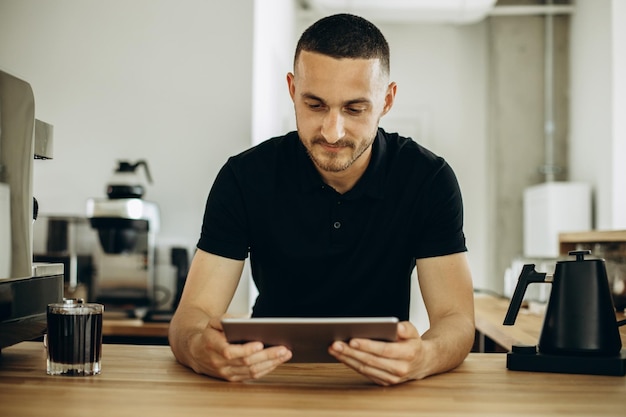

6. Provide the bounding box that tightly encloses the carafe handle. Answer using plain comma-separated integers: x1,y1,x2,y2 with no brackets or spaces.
131,160,153,184
503,264,547,325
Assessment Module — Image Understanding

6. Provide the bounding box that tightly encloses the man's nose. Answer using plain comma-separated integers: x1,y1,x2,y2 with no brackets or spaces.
321,110,345,143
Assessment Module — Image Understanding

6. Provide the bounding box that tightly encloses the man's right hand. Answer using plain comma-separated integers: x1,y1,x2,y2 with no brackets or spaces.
188,317,293,382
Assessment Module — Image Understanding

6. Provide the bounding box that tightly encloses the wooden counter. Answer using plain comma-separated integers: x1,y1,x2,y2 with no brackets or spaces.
474,293,626,352
1,341,625,416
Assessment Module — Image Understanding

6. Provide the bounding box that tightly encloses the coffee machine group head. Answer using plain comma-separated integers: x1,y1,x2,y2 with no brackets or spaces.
86,160,159,316
503,250,626,376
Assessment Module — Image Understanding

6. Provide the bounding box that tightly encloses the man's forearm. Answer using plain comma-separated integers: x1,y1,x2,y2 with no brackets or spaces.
168,307,211,372
417,313,475,379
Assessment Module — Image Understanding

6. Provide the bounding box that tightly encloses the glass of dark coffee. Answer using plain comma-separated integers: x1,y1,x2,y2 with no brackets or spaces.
46,299,104,376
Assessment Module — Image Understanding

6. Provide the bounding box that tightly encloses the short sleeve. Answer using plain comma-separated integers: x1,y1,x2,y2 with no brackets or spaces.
412,161,467,259
197,160,249,260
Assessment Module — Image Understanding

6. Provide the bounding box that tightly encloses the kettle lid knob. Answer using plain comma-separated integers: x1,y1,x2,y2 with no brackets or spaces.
568,250,591,261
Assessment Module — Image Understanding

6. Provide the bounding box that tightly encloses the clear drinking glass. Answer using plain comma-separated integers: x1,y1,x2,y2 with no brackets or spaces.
46,298,104,376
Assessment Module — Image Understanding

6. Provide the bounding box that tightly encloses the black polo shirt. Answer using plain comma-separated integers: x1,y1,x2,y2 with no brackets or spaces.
198,129,466,321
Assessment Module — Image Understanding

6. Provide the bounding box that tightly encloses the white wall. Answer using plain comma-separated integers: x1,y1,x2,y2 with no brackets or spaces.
611,0,626,228
570,0,626,229
0,0,255,256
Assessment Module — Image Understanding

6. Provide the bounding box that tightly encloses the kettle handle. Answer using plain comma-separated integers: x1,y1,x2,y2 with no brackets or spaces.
503,264,547,325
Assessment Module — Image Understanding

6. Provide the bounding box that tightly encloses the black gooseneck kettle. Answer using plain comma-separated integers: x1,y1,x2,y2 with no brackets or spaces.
504,250,623,356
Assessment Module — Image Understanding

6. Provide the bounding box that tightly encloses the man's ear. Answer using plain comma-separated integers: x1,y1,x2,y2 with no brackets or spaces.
287,72,296,101
382,81,397,116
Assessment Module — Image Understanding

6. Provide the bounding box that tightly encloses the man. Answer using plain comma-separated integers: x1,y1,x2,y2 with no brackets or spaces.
169,13,475,386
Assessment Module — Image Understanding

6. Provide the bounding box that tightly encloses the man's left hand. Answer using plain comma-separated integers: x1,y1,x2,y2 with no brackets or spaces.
328,321,425,386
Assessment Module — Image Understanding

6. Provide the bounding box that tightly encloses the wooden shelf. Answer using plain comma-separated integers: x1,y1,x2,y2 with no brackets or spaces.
102,319,169,345
559,230,626,256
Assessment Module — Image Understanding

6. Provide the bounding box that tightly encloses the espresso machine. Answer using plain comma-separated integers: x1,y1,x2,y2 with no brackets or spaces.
0,69,64,350
86,160,159,317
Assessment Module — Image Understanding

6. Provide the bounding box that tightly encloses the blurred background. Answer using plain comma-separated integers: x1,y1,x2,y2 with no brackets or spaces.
0,0,624,327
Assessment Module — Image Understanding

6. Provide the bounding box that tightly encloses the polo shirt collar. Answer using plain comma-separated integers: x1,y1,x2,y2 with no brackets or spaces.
296,129,387,200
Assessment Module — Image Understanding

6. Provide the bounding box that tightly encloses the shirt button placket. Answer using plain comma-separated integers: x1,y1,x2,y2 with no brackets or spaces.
331,199,343,242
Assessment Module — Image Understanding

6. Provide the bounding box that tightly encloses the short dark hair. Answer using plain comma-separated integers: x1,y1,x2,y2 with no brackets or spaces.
294,13,390,75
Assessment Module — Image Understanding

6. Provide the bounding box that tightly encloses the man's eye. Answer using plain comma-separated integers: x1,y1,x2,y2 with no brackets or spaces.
346,107,365,115
306,102,324,111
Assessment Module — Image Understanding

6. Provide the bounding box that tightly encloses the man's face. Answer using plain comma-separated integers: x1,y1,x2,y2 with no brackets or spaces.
287,51,396,175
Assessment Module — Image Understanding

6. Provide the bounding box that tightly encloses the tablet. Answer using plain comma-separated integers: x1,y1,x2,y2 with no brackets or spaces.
221,317,399,363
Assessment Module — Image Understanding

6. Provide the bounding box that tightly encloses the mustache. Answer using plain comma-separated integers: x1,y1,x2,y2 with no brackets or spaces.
311,137,355,148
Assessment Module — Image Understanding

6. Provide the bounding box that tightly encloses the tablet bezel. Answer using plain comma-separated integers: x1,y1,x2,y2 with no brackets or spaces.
221,317,399,363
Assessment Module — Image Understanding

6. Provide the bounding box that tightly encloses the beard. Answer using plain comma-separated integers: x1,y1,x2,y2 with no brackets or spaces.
304,130,377,173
